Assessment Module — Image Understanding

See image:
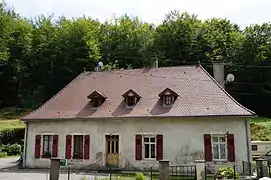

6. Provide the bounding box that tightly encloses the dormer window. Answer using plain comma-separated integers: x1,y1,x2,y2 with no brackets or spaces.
87,91,106,109
159,88,178,107
122,89,141,108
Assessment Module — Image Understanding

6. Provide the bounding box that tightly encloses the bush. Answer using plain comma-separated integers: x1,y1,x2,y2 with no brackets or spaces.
0,127,24,145
215,167,239,179
0,152,7,158
135,172,145,180
1,143,22,156
250,123,270,141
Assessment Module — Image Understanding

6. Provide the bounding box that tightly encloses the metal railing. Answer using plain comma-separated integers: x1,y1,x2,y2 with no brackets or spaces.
169,165,196,180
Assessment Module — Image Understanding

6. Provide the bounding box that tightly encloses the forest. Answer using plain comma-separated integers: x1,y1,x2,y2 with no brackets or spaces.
0,2,271,117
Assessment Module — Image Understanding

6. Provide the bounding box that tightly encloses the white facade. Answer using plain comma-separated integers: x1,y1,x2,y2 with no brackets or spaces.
24,117,251,170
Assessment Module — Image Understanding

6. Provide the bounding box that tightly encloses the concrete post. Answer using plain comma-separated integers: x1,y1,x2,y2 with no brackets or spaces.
195,160,205,180
213,63,225,89
50,157,61,180
256,158,269,178
159,160,169,180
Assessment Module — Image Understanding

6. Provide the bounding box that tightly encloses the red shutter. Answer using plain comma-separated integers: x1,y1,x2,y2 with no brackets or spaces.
156,134,163,160
227,134,235,162
34,135,41,158
204,134,212,162
84,135,90,159
65,135,72,159
135,135,142,160
52,135,58,157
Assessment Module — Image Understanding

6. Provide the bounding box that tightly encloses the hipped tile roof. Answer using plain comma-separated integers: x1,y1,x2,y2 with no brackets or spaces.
22,65,255,120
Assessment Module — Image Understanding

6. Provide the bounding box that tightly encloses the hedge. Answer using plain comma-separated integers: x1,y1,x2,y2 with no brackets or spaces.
0,127,25,145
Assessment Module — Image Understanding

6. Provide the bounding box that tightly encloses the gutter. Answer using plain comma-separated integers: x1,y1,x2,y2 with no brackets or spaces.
23,120,29,168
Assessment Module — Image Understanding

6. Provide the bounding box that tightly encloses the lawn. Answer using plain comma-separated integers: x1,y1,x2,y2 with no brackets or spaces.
0,107,32,130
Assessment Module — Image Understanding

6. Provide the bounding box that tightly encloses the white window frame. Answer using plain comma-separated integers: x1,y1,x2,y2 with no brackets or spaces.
143,135,156,160
211,134,227,161
38,133,55,159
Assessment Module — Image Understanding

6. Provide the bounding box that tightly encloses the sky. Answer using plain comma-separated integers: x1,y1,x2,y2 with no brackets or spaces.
4,0,271,27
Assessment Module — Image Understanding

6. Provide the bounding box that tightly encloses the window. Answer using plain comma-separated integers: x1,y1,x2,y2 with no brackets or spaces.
73,135,84,159
251,145,258,151
92,98,99,108
42,135,53,158
126,96,135,107
122,89,141,108
164,95,173,106
212,135,226,160
143,136,156,159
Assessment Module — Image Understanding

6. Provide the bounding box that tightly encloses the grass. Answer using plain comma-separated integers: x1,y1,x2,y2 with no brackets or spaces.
0,107,32,130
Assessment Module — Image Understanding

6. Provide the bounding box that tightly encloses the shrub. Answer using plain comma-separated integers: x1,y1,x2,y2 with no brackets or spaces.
250,123,270,141
1,143,22,156
0,127,25,145
135,172,145,180
215,167,239,179
0,152,7,158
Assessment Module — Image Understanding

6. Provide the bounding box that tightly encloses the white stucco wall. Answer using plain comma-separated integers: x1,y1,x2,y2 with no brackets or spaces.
24,117,250,170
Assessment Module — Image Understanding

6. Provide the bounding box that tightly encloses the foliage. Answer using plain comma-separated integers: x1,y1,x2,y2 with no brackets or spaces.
0,127,25,145
135,172,146,180
215,167,239,179
250,118,271,141
1,143,21,156
0,152,7,158
0,1,271,117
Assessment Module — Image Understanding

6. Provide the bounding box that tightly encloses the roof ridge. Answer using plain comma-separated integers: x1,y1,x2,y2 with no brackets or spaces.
21,72,87,120
86,65,198,73
198,65,256,115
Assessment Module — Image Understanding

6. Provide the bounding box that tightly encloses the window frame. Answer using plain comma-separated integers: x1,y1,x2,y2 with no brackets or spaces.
251,144,258,151
72,135,84,160
211,134,227,161
126,96,136,108
143,135,156,160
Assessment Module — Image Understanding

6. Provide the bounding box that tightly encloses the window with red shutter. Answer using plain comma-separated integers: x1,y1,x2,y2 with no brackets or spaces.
204,134,212,162
227,134,235,162
65,135,72,159
84,135,90,159
34,135,41,158
135,135,142,160
156,134,163,160
52,135,58,157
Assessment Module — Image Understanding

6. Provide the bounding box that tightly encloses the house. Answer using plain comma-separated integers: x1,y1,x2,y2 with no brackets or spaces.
21,65,255,170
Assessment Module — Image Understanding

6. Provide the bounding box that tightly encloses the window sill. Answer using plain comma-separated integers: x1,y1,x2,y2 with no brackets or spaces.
212,159,227,162
143,158,157,161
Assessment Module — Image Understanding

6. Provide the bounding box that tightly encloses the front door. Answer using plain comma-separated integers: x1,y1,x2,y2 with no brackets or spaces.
106,135,119,167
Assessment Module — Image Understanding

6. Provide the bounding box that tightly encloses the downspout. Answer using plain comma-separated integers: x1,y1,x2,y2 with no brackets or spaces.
23,120,29,168
245,119,252,163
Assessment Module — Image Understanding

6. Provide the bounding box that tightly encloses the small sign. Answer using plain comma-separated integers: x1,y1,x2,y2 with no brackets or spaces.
60,158,68,167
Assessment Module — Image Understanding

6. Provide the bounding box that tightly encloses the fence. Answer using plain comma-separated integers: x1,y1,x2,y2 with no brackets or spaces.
169,165,196,180
60,166,154,180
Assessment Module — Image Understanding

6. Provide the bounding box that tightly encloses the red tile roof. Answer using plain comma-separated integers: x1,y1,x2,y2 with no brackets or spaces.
22,65,255,120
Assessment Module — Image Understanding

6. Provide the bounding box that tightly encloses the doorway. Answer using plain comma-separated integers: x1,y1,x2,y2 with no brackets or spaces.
105,135,119,167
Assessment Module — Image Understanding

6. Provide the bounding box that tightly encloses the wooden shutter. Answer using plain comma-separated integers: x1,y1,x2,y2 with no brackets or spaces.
34,135,41,158
135,135,142,160
227,134,235,162
52,135,58,157
65,135,72,159
204,134,212,162
84,135,90,159
156,134,163,160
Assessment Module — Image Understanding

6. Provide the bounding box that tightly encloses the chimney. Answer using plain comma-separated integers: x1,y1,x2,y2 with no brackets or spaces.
152,59,158,68
94,66,101,72
213,63,225,89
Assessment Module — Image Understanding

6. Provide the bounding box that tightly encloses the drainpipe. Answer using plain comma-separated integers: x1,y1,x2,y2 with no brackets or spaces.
245,119,252,163
23,120,29,168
